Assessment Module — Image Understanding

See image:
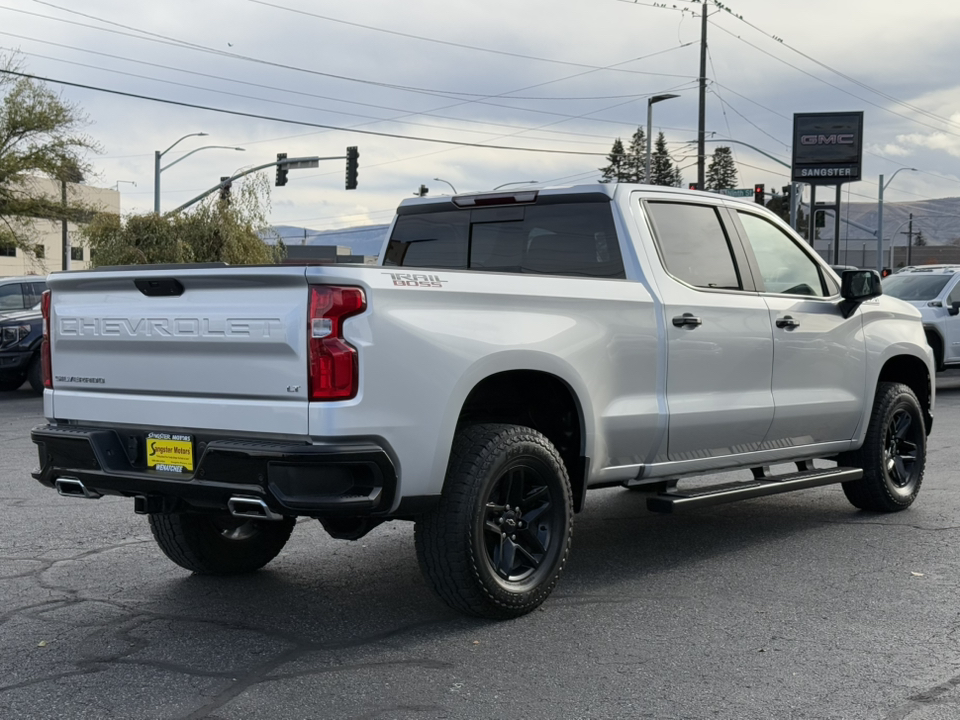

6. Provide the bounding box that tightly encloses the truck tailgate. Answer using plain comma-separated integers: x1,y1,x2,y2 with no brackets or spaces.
46,266,310,435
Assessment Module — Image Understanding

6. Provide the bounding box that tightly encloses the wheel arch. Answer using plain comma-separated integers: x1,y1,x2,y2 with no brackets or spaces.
878,354,933,434
923,325,944,371
452,369,588,512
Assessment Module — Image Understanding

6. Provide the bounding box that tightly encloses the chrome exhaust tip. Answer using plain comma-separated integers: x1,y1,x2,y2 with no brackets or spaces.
227,496,283,521
55,477,102,499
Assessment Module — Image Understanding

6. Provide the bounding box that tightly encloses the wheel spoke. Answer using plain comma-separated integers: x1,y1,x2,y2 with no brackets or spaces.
486,501,506,513
497,536,517,577
506,468,525,509
484,519,502,536
893,456,908,483
522,501,551,525
520,485,548,510
519,527,547,555
514,543,542,568
893,412,913,440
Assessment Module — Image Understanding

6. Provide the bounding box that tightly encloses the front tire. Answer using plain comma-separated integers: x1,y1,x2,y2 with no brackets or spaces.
415,424,573,619
27,355,43,395
838,382,925,512
148,512,295,574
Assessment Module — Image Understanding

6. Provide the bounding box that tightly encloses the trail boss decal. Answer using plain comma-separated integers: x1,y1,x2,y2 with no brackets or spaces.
384,273,447,288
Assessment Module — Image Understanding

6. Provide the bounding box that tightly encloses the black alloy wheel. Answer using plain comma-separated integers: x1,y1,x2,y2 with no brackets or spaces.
481,462,560,586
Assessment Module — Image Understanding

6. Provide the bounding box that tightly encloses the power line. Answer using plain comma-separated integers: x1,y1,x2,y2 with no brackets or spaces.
247,0,694,79
0,68,613,156
27,1,697,82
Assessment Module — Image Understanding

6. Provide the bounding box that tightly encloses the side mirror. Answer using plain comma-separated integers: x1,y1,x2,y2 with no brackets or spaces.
839,269,882,318
949,301,960,317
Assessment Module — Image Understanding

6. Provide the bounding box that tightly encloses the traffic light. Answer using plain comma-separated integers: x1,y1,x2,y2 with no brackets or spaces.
754,183,765,205
219,176,232,204
275,153,288,187
815,210,826,228
345,146,359,190
781,185,791,206
414,184,429,197
688,182,699,190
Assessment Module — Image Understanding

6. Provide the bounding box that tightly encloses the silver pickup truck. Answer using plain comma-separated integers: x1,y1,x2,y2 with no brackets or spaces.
31,184,934,619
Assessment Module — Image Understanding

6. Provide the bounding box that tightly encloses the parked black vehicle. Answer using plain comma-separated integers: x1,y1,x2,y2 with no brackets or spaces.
0,307,43,393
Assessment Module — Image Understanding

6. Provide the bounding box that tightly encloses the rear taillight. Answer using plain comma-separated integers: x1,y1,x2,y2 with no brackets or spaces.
41,290,52,389
308,286,366,400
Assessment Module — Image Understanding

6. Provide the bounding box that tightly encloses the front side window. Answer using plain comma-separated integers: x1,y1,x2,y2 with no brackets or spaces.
646,202,741,290
737,212,826,297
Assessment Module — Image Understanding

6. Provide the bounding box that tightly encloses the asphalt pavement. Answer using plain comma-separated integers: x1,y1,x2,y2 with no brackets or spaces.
3,379,960,719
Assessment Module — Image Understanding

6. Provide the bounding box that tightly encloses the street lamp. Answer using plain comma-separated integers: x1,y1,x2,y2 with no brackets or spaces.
155,132,206,212
113,180,136,192
646,94,679,183
492,181,539,190
876,167,917,273
433,177,458,194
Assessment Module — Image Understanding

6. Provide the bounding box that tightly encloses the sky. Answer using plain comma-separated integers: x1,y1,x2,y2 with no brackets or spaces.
3,0,960,239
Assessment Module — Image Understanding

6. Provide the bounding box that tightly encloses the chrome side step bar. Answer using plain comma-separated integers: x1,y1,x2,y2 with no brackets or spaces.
227,496,284,521
55,477,102,500
646,466,863,514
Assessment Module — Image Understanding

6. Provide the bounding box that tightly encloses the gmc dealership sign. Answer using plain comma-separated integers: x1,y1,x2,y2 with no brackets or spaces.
792,111,864,184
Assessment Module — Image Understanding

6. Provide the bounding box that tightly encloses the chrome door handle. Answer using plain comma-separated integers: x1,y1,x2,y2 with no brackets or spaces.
776,315,800,330
672,313,703,328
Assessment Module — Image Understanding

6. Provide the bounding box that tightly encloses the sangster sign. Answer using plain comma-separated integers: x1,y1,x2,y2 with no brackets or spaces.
792,112,864,184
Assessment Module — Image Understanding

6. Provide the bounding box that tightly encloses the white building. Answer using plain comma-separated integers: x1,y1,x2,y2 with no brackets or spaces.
0,178,120,277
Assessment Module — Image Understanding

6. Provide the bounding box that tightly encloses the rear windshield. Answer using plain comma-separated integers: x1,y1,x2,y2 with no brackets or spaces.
883,273,952,301
383,200,625,279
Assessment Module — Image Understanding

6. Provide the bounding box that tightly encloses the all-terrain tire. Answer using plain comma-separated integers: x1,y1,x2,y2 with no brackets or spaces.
837,382,925,512
148,512,296,574
27,355,43,395
414,423,573,619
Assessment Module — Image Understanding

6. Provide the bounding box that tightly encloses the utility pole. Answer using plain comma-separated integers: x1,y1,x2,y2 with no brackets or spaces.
697,0,708,190
904,212,914,266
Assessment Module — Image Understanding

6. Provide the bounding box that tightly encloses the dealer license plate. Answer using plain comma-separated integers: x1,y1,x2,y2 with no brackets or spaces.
146,432,194,473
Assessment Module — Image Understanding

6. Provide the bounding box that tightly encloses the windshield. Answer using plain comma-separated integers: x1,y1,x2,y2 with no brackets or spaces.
883,273,952,301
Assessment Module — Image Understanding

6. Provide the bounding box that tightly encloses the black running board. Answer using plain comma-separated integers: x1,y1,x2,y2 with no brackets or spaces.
646,466,863,514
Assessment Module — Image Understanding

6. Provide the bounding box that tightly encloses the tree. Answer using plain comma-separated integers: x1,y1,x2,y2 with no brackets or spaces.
650,132,682,187
0,52,98,258
82,173,285,267
705,146,738,190
625,126,647,184
599,138,628,183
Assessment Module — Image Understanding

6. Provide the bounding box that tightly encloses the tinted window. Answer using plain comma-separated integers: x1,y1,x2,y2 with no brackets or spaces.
26,282,46,308
884,273,952,301
383,211,468,269
738,212,825,297
646,202,741,289
384,202,624,279
0,283,25,311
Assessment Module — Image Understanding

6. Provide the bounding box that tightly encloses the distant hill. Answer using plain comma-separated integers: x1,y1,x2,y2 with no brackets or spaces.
810,197,960,245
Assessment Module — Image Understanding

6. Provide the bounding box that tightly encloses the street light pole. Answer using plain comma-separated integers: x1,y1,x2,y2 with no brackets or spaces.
154,132,210,213
876,167,917,273
646,94,679,184
433,178,458,194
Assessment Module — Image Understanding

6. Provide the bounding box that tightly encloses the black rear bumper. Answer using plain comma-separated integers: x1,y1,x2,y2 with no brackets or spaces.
31,424,397,517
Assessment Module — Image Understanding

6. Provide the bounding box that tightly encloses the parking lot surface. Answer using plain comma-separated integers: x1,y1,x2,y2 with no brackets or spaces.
4,379,960,719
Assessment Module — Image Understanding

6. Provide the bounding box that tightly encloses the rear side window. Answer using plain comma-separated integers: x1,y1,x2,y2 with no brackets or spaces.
384,202,625,279
646,202,741,290
0,283,25,311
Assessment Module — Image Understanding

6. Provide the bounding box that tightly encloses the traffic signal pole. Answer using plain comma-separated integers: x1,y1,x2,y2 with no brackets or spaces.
166,154,344,216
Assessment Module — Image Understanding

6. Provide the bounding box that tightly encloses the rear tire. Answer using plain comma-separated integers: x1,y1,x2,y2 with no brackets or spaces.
415,424,573,619
148,512,295,574
838,382,925,512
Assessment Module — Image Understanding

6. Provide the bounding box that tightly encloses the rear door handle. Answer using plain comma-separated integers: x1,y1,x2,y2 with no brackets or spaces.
776,315,800,330
672,313,703,328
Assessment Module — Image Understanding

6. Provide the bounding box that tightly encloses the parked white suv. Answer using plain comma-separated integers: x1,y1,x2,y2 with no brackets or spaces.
883,265,960,371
